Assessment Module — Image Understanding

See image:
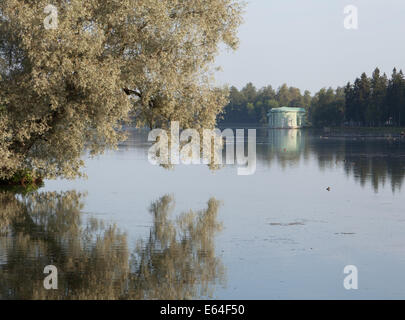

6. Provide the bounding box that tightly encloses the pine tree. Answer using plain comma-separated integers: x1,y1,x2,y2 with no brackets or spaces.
386,68,405,126
370,68,388,126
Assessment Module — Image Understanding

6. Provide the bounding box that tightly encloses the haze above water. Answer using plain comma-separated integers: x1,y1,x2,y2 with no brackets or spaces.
1,128,405,299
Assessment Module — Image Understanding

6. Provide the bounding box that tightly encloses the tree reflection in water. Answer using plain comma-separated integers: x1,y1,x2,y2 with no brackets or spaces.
0,192,224,300
258,129,405,192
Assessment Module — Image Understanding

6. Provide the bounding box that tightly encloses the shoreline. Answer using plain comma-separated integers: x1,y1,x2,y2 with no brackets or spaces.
319,127,405,138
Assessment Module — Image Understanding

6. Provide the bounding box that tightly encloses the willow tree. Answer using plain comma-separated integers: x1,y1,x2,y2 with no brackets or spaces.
0,0,243,182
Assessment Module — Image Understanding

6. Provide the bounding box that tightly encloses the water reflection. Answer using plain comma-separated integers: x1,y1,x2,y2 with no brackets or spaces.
257,129,405,192
117,127,405,192
264,129,307,166
0,191,224,300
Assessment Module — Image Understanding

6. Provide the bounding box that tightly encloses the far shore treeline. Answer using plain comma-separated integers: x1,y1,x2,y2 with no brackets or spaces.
220,68,405,128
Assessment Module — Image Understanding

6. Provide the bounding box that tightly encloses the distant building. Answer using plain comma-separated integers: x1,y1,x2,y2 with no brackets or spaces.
268,106,306,129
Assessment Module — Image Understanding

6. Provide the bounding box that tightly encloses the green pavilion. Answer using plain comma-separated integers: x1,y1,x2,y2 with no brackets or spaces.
268,106,307,129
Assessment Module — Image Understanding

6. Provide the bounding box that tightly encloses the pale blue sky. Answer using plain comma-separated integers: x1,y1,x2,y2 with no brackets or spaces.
215,0,405,93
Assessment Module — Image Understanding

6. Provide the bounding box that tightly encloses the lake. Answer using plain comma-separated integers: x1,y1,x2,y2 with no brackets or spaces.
1,127,405,299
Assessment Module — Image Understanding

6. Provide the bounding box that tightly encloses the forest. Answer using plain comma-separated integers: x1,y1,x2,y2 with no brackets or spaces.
220,68,405,127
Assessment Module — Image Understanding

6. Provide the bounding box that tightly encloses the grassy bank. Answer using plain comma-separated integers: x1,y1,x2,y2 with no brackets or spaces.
0,170,43,194
319,126,405,138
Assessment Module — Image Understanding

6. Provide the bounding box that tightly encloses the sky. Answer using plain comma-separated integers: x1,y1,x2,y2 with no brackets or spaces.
215,0,405,94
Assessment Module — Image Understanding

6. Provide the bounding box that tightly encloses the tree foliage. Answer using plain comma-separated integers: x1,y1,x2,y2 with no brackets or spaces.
309,87,345,127
222,68,405,128
0,0,244,180
220,83,311,124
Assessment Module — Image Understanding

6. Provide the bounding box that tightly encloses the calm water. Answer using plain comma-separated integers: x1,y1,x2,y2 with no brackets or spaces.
1,128,405,299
